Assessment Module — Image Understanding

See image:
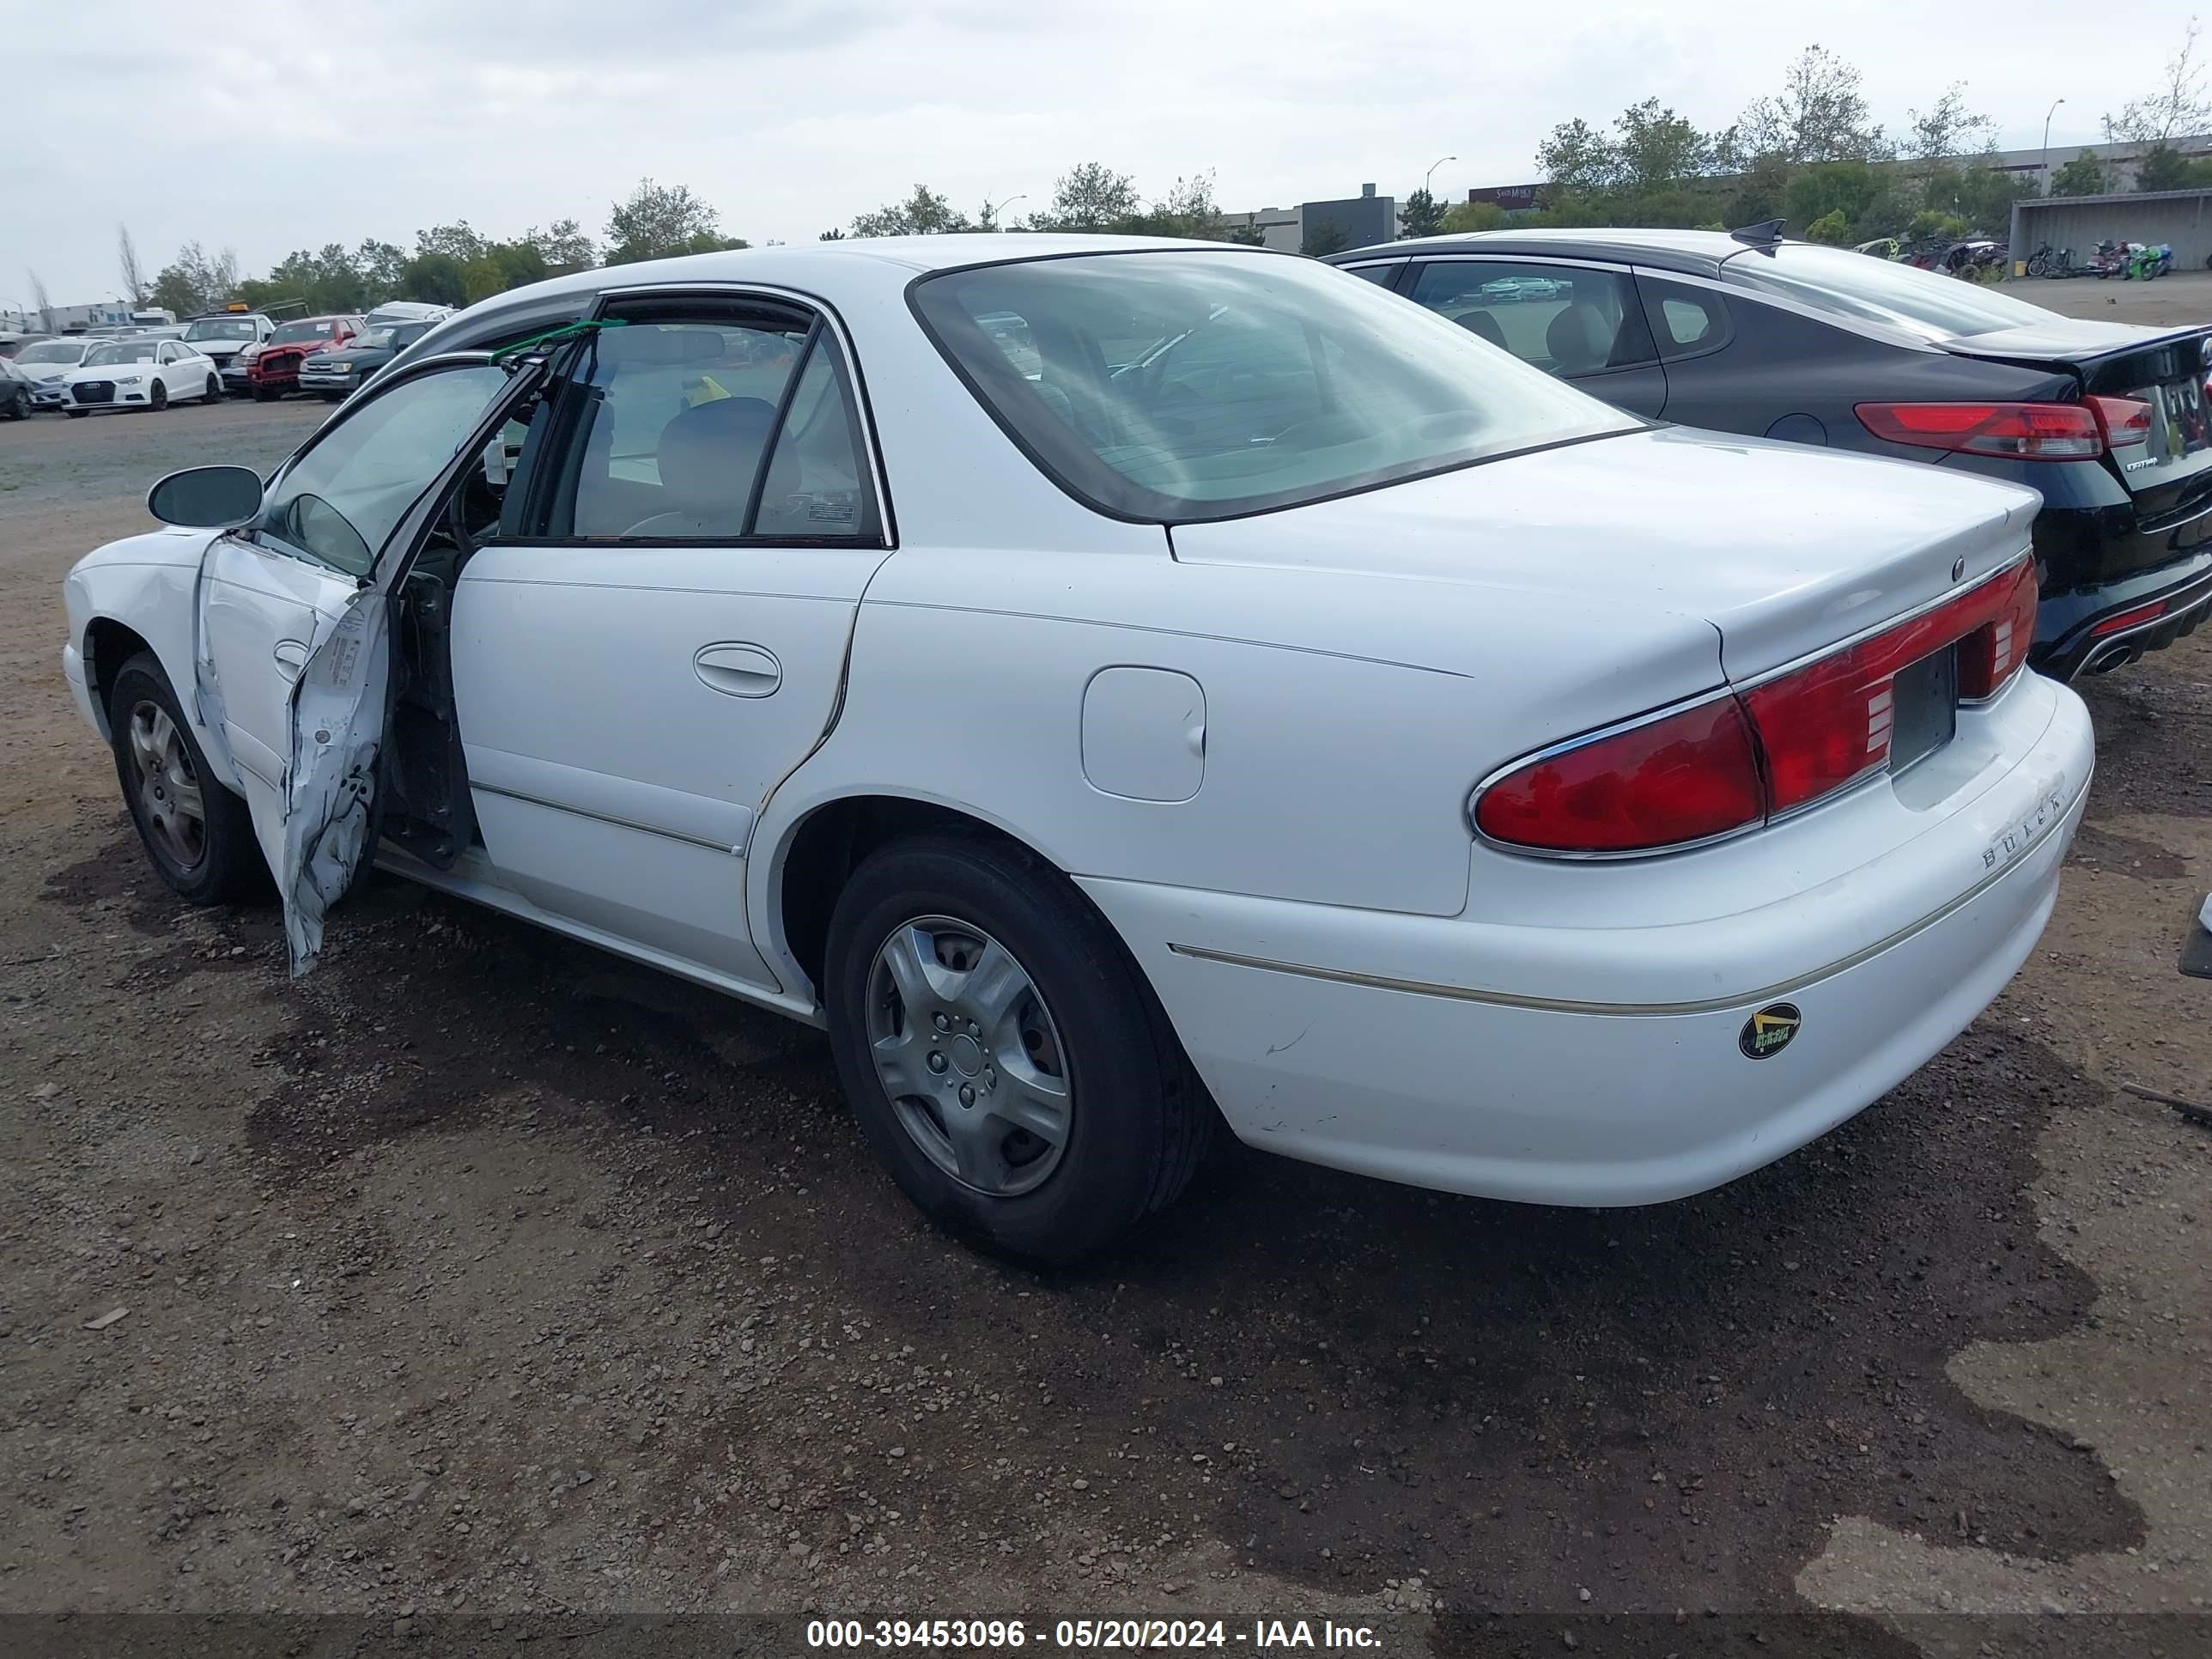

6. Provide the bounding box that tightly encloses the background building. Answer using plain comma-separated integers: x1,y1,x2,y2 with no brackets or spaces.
0,298,138,332
1221,184,1400,253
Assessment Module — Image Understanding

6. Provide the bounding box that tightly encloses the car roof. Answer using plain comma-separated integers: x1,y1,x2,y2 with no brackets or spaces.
406,234,1286,362
1327,227,1756,279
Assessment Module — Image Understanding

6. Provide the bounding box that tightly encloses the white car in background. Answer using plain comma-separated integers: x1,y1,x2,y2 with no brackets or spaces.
11,336,98,409
58,337,224,416
58,238,2091,1262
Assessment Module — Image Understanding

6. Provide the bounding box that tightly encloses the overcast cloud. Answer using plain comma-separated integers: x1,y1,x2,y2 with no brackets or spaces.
0,0,2163,306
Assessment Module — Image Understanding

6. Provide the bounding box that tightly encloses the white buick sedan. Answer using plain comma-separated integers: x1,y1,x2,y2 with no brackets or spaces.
60,237,2092,1261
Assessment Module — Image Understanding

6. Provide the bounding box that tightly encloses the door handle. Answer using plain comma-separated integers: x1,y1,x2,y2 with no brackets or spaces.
272,639,309,678
693,642,782,699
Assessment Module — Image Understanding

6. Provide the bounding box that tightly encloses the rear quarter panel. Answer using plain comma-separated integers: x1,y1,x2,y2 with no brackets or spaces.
749,542,1729,996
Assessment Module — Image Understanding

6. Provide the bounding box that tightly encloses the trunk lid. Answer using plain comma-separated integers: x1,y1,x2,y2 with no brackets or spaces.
1168,425,2040,682
1945,320,2212,510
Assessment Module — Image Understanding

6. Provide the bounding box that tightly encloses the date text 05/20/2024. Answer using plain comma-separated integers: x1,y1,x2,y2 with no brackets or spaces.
805,1619,1383,1650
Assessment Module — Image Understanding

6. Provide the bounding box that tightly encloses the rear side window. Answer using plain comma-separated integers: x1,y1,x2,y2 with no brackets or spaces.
1723,243,2057,342
529,309,876,543
912,251,1632,524
1405,261,1656,377
1638,278,1732,361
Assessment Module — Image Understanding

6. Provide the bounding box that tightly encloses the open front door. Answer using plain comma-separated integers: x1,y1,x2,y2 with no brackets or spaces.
195,350,557,975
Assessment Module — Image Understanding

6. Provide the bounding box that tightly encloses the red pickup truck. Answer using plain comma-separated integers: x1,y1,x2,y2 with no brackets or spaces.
246,314,367,402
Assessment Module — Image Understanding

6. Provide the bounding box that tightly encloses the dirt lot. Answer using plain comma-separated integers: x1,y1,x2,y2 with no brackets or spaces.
2,306,2209,1658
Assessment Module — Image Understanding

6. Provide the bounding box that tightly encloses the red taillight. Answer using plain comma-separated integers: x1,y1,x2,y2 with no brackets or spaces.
2090,599,2164,637
1957,560,2039,697
1855,401,2103,460
1475,560,2039,854
1473,696,1765,854
2088,394,2152,448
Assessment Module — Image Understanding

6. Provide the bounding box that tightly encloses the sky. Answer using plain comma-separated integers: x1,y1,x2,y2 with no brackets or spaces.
0,0,2177,308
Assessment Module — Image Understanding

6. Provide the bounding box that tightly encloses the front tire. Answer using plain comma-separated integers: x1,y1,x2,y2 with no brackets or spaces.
823,834,1210,1264
107,653,261,903
149,381,167,411
253,386,277,403
204,374,222,403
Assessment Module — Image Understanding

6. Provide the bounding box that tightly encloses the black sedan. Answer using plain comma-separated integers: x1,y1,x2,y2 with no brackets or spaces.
1328,227,2212,679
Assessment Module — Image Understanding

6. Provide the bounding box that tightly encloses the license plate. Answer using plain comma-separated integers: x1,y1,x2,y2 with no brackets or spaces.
1887,646,1957,775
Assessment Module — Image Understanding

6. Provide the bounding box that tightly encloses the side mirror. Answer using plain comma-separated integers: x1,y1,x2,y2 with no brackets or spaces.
147,465,263,529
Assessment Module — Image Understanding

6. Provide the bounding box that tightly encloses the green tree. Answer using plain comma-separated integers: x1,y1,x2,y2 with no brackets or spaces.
1029,161,1142,231
397,252,469,308
850,183,971,237
1735,45,1890,163
148,241,240,318
1801,209,1853,245
355,240,407,301
1128,173,1228,240
1785,160,1883,231
605,179,742,264
1398,186,1443,239
1613,99,1713,191
1300,217,1349,258
1437,201,1507,234
2104,17,2211,145
414,222,491,264
525,219,597,273
2048,149,2109,196
1536,118,1618,194
818,228,847,240
2136,144,2212,190
1904,83,1997,161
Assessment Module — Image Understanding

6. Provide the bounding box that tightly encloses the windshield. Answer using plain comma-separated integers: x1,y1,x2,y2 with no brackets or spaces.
1724,244,2060,342
185,319,258,341
85,342,158,367
16,340,88,365
913,251,1632,522
270,319,337,345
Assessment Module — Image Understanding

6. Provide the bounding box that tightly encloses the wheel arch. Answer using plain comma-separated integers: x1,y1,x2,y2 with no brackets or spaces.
766,792,1062,1004
81,616,158,741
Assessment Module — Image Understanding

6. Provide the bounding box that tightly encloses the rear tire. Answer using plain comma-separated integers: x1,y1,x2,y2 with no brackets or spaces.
107,653,261,904
823,833,1211,1264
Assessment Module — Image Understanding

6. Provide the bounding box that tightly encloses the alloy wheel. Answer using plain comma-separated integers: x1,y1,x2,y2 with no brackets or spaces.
125,701,207,874
864,916,1073,1197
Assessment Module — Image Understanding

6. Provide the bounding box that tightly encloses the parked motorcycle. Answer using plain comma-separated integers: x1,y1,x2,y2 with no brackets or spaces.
2024,243,2078,278
2125,242,2174,280
2092,239,2128,278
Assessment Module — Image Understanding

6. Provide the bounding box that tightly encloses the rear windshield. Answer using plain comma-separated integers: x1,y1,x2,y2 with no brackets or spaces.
1723,244,2059,342
911,251,1633,522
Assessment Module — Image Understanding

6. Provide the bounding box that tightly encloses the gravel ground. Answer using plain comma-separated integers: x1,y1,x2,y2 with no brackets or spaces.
1,314,2209,1659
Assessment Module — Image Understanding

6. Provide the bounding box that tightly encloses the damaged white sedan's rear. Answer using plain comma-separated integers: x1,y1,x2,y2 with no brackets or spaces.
61,238,2094,1262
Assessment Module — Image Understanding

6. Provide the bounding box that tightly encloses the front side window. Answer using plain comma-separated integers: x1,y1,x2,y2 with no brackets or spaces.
1406,260,1656,378
259,363,512,576
532,312,873,542
913,251,1632,522
1723,244,2057,342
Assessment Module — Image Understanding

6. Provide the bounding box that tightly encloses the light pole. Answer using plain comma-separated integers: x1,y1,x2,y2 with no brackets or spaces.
986,193,1026,229
1425,155,1456,198
2041,97,2065,195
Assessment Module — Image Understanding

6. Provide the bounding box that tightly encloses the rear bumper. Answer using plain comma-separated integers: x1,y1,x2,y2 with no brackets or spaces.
1080,674,2094,1207
2033,550,2212,680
